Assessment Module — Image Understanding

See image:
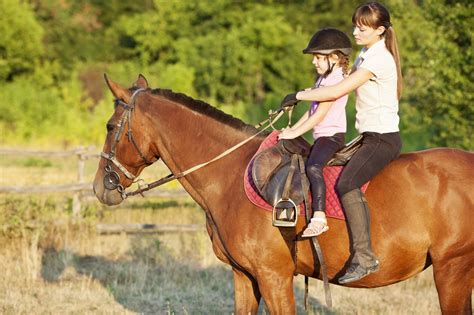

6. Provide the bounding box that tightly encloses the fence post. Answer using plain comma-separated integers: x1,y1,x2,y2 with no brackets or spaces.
72,147,86,216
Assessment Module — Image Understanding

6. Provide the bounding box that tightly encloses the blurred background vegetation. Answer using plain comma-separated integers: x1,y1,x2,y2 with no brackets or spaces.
0,0,472,151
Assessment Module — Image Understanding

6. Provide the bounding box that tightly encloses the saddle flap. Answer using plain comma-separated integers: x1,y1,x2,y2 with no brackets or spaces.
262,163,307,207
251,137,310,208
252,146,284,191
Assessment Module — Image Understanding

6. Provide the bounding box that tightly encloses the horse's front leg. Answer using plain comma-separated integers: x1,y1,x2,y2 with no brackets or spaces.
233,268,261,315
257,269,296,315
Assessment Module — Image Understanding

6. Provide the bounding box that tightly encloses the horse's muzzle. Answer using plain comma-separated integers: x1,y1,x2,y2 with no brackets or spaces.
93,175,124,205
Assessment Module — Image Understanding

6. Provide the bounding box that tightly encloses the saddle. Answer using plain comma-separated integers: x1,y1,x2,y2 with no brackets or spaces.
251,134,363,227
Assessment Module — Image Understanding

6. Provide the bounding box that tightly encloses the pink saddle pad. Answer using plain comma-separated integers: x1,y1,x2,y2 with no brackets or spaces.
244,131,369,220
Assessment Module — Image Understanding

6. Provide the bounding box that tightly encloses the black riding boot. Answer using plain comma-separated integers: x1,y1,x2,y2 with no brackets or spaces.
338,188,379,284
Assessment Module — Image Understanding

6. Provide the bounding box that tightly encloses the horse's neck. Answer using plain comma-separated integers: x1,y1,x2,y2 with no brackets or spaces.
148,96,257,196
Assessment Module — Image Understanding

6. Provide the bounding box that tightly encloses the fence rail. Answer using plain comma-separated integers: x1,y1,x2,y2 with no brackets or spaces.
0,147,99,158
2,146,104,215
1,147,189,230
0,183,91,194
97,223,205,234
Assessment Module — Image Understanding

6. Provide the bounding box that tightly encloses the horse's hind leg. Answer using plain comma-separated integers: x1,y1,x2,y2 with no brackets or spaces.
233,268,261,315
432,254,473,314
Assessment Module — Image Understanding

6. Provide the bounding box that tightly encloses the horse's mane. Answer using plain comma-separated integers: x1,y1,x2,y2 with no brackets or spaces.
150,88,258,133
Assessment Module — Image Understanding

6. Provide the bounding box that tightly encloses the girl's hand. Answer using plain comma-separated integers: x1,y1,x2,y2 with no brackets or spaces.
278,128,297,140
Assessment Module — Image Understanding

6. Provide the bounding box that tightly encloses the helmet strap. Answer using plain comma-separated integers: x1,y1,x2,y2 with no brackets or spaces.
323,57,336,77
329,62,336,73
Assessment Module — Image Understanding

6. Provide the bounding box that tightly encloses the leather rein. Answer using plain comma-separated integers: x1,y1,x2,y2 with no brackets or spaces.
100,88,287,200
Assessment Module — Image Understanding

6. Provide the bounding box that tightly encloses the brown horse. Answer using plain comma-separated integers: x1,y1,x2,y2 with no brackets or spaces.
93,75,473,314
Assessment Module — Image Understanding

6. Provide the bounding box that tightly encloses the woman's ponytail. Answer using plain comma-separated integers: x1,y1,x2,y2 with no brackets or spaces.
385,26,403,99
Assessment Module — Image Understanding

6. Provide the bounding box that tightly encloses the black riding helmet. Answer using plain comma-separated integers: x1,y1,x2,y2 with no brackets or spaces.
303,28,352,56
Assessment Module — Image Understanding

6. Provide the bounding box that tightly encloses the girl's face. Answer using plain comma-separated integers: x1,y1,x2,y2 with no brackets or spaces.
312,53,339,75
352,24,385,48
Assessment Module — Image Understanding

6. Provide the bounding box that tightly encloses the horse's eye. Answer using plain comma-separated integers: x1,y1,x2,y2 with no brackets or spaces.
106,123,114,132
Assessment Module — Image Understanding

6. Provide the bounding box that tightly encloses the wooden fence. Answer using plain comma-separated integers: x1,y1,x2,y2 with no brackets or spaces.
0,147,98,214
0,147,193,233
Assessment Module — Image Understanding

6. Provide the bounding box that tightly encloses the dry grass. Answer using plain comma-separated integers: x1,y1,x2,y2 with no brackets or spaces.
0,196,446,314
0,151,461,314
0,199,235,314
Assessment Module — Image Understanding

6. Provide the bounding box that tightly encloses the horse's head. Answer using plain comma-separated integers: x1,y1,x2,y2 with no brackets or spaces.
93,74,159,205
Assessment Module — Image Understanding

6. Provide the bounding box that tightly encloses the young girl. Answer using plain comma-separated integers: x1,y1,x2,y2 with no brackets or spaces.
278,28,352,238
281,2,402,284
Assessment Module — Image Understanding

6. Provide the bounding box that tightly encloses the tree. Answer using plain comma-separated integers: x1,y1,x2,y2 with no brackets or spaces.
0,0,471,149
393,0,473,150
0,0,44,81
108,1,311,107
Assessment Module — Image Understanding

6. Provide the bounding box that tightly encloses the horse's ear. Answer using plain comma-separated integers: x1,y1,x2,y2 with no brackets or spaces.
104,73,130,101
134,74,149,89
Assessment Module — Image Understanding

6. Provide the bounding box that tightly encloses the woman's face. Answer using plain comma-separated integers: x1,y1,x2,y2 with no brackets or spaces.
352,24,385,48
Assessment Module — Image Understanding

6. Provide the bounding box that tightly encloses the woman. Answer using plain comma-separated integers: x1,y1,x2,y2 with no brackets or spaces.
281,1,403,284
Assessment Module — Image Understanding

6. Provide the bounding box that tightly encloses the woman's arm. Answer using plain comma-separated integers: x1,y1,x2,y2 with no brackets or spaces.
296,68,374,102
278,101,333,139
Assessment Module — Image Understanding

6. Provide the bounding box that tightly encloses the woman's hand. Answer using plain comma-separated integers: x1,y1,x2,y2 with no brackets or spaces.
280,92,299,109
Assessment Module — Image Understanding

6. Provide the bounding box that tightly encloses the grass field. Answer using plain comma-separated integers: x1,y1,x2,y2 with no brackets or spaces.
0,151,454,314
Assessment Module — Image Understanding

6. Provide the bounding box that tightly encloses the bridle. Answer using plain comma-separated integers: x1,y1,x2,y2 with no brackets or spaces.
100,88,156,198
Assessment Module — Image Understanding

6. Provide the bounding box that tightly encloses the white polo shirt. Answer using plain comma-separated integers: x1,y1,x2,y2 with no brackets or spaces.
353,39,399,133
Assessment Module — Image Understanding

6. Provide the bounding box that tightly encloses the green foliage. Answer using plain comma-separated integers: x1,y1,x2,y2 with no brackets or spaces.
33,0,106,67
0,0,472,150
0,195,100,238
18,157,53,168
0,0,44,80
0,67,110,145
0,196,64,238
393,0,473,150
148,63,197,97
109,1,311,106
